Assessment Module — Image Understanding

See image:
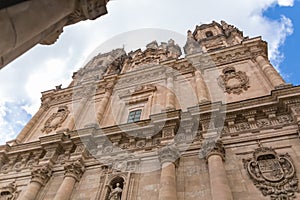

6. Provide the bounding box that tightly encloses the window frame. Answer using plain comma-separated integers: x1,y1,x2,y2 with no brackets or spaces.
127,109,142,123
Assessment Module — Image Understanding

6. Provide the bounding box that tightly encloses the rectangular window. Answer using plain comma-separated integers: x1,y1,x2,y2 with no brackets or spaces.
127,109,142,123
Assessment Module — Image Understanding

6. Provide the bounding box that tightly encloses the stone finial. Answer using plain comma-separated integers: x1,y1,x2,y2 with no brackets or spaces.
183,30,201,55
167,39,182,59
158,146,180,165
31,164,52,185
146,41,159,49
64,159,85,181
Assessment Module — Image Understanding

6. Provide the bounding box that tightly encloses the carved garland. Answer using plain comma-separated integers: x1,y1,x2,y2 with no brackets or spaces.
217,66,250,94
243,147,299,200
41,106,70,134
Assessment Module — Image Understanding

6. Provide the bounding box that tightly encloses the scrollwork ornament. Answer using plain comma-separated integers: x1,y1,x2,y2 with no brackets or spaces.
217,66,250,94
243,147,299,200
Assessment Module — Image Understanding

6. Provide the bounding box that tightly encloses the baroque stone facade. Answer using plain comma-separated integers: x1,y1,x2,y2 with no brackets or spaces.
1,21,300,200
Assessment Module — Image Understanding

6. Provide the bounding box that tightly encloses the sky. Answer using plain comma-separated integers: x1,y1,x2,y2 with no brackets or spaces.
0,0,299,145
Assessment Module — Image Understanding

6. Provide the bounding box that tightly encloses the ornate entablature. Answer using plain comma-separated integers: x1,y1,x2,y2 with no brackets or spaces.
217,66,250,95
243,147,299,200
41,106,70,134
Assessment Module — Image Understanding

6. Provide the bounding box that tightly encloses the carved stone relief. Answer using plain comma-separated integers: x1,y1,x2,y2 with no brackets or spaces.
222,114,294,136
243,147,299,200
0,181,19,200
41,106,70,134
64,159,85,181
217,66,250,94
31,164,52,185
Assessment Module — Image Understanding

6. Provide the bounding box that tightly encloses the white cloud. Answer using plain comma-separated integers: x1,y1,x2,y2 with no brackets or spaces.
0,0,296,144
278,0,294,6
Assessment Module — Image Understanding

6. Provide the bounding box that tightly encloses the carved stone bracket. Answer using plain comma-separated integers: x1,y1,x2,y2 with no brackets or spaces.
243,147,299,200
158,146,180,165
31,164,52,186
64,159,85,181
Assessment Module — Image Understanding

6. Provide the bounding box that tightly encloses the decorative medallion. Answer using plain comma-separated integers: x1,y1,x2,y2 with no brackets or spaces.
41,106,70,134
217,66,250,94
243,147,299,200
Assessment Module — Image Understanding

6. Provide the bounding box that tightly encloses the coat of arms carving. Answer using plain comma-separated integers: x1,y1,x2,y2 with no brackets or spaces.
217,66,250,94
243,147,299,200
41,106,70,133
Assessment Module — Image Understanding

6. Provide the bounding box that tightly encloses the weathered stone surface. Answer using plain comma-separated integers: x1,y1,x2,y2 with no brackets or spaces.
1,21,300,200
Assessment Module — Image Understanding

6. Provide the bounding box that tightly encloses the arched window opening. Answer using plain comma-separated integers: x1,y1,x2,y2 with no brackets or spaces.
205,31,214,38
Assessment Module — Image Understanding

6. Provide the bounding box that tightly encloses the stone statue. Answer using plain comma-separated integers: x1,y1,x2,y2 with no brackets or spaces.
108,183,123,200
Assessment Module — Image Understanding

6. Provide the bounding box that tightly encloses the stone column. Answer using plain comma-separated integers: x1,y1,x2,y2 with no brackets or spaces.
158,146,179,200
165,74,176,110
255,55,285,87
195,70,210,103
97,87,113,123
53,159,85,200
206,141,233,200
20,164,52,200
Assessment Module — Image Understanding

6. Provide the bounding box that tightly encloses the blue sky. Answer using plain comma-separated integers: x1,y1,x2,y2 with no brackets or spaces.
264,2,300,85
0,0,299,144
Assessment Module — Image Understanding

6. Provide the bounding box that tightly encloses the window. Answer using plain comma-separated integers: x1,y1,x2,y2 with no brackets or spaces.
205,31,213,38
127,109,142,123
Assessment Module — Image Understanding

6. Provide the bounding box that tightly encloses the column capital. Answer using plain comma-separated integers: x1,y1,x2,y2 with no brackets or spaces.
64,159,85,181
205,140,225,161
158,146,180,165
31,164,52,186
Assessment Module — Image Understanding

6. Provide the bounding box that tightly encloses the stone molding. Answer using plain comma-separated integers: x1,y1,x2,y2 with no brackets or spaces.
64,159,85,181
31,164,52,186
